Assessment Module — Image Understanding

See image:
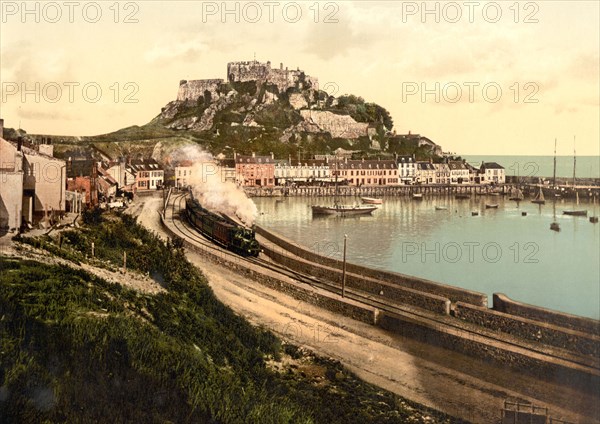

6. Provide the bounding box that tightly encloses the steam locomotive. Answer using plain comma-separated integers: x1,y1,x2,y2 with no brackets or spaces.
185,197,260,257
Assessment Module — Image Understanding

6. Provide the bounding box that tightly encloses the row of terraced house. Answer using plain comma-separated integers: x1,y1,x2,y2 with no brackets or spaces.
223,153,505,188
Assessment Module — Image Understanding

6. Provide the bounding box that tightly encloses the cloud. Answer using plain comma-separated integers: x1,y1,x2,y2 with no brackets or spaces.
17,107,73,121
567,53,600,81
144,38,209,64
1,41,74,84
302,19,372,60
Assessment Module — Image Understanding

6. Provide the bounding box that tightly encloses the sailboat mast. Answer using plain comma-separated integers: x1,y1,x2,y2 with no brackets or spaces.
553,138,557,188
573,136,576,188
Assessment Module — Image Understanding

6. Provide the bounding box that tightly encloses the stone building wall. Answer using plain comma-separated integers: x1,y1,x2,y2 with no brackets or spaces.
227,61,318,93
22,150,66,213
177,79,224,102
0,173,23,229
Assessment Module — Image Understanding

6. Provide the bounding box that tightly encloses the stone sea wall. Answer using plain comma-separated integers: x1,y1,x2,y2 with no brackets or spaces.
255,225,488,307
493,293,600,336
455,301,600,357
261,242,451,315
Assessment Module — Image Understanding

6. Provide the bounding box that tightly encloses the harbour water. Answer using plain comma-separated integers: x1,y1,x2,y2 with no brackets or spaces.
254,195,600,319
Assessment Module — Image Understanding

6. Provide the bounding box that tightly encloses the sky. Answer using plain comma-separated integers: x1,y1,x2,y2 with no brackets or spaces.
1,0,599,156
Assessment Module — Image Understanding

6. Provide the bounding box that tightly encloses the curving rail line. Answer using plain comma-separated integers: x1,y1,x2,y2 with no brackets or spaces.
166,193,599,372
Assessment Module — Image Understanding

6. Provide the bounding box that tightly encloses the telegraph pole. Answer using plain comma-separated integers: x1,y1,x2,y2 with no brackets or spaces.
341,234,347,298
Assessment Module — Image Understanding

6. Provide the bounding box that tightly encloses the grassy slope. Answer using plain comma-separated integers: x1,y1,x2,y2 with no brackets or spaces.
1,212,464,423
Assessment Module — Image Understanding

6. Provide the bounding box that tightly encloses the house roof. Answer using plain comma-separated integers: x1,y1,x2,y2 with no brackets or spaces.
97,167,118,185
337,159,397,170
236,155,273,164
129,158,164,173
396,155,415,163
481,162,505,170
416,162,435,170
448,161,468,170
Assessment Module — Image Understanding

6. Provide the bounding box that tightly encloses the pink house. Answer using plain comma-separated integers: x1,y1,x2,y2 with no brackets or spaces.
235,153,275,187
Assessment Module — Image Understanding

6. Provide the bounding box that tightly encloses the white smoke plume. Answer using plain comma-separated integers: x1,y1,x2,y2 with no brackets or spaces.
174,145,258,226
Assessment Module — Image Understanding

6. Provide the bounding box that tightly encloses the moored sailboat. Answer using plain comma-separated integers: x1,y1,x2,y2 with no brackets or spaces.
531,186,545,205
509,187,524,202
312,162,378,216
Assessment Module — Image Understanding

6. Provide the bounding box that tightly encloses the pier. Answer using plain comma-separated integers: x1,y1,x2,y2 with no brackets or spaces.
245,184,510,198
243,183,600,199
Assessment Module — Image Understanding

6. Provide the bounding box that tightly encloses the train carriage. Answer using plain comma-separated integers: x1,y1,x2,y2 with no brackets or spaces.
185,197,260,257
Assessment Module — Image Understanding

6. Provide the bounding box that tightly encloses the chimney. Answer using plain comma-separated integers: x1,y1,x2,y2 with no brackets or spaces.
0,118,3,139
17,136,23,152
280,63,283,70
270,152,274,160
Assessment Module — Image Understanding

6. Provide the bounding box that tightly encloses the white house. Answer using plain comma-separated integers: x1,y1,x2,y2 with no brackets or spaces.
448,161,470,184
396,155,416,185
175,161,194,188
275,159,331,185
480,162,506,184
415,162,436,184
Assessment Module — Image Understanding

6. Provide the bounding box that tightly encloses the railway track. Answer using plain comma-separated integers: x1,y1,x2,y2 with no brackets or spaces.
166,193,599,373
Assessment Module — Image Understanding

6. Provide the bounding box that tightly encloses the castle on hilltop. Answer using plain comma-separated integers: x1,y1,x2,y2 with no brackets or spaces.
177,60,318,103
227,60,318,92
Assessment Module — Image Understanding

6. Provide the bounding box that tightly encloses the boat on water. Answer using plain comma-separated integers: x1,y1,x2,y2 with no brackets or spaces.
508,188,524,201
312,203,378,216
435,206,448,211
550,222,561,231
312,161,378,216
412,193,423,200
485,204,499,209
455,194,470,199
361,197,383,205
531,186,546,205
563,209,588,217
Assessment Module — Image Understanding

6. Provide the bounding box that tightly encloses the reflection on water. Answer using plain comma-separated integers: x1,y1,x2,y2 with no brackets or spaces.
255,195,600,319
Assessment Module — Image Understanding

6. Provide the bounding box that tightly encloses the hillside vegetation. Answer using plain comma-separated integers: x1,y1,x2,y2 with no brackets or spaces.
1,212,463,423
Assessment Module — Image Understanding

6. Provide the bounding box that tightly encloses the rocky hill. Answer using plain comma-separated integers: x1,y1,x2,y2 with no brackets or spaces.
17,60,442,163
148,60,398,159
